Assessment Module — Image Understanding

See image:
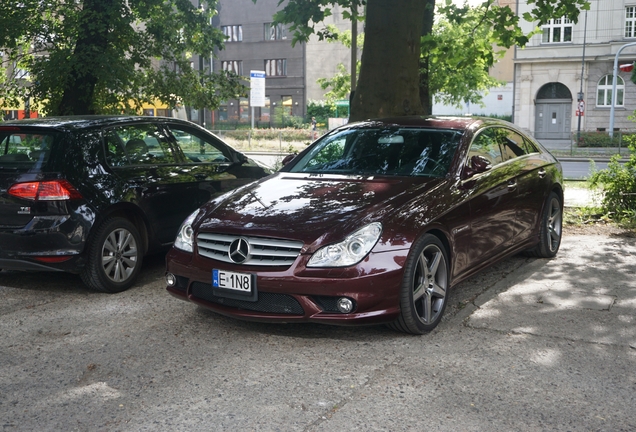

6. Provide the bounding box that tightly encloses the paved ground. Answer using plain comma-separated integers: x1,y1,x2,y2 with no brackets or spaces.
1,229,635,430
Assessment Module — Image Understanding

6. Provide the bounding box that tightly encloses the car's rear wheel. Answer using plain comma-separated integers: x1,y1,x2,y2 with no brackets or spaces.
389,234,449,335
527,191,562,258
80,217,143,293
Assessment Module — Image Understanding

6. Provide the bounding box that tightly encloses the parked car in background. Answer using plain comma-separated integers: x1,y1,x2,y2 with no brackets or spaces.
0,116,272,292
165,116,564,334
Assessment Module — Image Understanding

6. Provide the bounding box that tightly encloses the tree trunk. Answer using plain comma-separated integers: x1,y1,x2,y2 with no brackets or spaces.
349,0,426,121
56,0,113,115
419,0,435,115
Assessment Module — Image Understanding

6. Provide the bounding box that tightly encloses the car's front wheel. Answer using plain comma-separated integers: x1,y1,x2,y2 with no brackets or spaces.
80,217,143,293
389,234,449,335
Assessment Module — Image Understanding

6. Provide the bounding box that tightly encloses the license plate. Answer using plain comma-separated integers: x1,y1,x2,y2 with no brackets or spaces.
212,269,252,293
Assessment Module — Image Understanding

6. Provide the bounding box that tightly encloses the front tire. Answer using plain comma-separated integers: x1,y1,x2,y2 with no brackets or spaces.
80,217,143,293
527,191,562,258
389,234,449,335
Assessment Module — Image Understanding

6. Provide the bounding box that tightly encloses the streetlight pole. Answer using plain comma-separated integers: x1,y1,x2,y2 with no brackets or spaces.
609,41,636,138
575,10,587,154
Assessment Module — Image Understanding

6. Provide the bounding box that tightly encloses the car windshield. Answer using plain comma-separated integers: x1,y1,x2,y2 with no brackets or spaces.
288,127,462,177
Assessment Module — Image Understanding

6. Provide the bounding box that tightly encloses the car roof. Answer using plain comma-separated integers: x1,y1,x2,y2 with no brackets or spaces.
0,115,192,132
341,115,481,130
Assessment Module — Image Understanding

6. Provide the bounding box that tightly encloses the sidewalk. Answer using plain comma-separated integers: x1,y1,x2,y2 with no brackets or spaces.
457,234,636,349
564,186,600,208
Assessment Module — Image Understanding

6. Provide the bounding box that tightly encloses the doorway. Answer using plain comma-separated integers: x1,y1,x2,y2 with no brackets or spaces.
534,83,572,140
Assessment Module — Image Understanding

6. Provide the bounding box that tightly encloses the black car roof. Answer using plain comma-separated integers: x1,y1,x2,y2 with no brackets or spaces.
0,115,193,132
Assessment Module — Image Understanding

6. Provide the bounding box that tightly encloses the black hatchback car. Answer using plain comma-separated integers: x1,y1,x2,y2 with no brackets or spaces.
0,116,271,292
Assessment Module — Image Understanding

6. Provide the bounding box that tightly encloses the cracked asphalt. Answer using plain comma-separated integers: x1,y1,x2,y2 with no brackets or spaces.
1,233,635,431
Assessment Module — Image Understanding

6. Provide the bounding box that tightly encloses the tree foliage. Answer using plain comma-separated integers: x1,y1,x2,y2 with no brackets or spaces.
317,8,507,110
0,0,246,115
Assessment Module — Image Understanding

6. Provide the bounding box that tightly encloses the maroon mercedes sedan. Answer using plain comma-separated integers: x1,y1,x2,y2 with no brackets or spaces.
165,116,563,334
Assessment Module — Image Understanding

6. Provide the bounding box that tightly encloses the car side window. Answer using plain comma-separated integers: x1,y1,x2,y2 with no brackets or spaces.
500,130,529,161
104,124,175,166
523,138,540,154
167,125,232,163
468,128,503,166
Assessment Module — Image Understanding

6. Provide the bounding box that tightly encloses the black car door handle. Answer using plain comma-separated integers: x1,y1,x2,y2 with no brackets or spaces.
538,168,547,178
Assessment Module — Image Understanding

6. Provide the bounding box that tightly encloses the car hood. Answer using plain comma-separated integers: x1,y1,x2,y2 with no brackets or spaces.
196,172,444,250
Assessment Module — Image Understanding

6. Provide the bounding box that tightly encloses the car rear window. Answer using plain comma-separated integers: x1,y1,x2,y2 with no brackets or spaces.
0,128,56,169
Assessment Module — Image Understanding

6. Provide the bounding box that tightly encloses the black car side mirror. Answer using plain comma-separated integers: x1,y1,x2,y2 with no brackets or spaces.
282,154,296,165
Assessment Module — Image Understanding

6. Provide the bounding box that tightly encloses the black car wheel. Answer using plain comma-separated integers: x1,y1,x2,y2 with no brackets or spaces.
80,217,143,293
527,191,562,258
390,234,449,335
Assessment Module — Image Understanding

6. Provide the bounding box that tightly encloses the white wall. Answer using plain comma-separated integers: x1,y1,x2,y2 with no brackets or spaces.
432,83,514,117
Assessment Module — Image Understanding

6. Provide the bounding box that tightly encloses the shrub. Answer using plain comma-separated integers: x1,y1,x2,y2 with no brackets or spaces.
220,128,310,142
573,131,633,147
589,135,636,222
307,100,336,125
474,113,513,122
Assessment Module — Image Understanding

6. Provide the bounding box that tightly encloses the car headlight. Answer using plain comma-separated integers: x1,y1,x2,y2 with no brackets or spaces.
174,209,199,252
307,222,382,267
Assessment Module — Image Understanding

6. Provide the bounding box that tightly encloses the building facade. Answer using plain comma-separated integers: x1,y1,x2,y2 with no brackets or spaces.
208,0,356,127
514,0,636,139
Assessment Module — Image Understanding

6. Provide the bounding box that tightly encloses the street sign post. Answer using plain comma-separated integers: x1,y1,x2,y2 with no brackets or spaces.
250,70,266,129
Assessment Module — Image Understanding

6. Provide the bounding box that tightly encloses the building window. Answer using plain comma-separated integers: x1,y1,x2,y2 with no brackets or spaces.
265,59,287,77
281,95,293,115
222,25,242,42
222,60,243,75
264,23,287,40
626,7,636,38
541,17,572,43
597,75,624,107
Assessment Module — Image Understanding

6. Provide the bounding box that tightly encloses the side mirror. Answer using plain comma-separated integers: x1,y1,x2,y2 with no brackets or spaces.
470,155,492,173
462,155,492,179
282,154,296,166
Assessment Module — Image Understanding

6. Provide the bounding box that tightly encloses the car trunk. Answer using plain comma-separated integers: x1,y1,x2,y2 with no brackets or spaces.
0,127,63,228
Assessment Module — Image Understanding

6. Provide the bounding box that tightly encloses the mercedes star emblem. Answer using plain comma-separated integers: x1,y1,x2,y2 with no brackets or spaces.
228,237,250,264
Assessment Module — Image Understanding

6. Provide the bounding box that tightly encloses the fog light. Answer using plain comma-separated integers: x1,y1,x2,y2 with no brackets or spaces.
165,273,177,287
336,297,354,313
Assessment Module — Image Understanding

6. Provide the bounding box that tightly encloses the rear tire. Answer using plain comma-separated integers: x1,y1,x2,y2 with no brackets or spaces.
80,217,143,293
388,234,449,335
527,191,562,258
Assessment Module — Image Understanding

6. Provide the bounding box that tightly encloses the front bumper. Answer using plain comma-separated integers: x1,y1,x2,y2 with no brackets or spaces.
165,246,409,326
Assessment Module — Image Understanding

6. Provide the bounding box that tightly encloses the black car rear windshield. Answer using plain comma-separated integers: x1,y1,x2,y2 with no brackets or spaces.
288,127,462,177
0,127,57,169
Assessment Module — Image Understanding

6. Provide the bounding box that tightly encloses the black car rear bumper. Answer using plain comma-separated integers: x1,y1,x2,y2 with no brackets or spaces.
0,215,88,273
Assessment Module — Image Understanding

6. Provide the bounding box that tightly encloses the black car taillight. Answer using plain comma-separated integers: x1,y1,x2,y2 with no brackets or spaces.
7,180,83,201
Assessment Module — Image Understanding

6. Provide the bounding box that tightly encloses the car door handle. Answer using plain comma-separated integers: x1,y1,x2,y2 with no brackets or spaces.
507,180,517,191
538,168,547,178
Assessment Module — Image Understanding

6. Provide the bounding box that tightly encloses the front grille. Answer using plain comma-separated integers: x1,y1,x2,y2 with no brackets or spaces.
191,282,304,315
197,233,303,267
